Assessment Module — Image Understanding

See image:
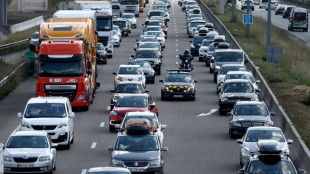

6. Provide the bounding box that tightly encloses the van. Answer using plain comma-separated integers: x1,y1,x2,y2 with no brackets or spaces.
288,7,308,32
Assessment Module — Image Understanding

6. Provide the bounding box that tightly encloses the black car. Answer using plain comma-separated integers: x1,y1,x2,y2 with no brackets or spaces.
113,19,131,36
108,123,168,174
238,140,306,174
218,79,259,115
96,43,107,64
159,69,198,100
228,101,274,138
275,5,286,15
128,60,156,83
283,6,294,18
29,31,39,52
132,48,162,75
190,35,206,56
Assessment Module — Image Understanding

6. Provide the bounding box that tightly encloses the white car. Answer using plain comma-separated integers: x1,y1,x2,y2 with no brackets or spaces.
113,65,146,90
87,167,131,174
144,31,166,48
241,1,255,10
187,20,205,37
198,39,214,61
216,66,247,93
113,30,121,47
122,13,137,28
265,1,277,10
3,131,57,174
115,112,166,146
113,25,122,39
18,97,75,150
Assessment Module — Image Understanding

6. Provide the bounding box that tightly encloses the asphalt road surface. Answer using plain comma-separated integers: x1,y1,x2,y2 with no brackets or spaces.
0,0,242,173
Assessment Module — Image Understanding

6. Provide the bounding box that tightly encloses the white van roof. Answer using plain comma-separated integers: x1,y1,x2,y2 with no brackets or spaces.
293,7,308,13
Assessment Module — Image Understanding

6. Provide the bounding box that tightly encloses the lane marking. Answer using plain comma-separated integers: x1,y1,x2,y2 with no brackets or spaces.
197,109,219,117
176,31,178,33
176,35,178,37
81,169,87,174
176,44,178,46
91,142,97,149
176,39,178,42
100,122,105,128
176,49,178,52
176,55,178,57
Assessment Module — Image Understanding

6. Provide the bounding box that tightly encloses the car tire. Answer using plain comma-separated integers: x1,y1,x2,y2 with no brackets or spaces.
229,128,235,139
213,75,217,83
151,78,155,84
161,93,166,101
199,57,203,62
219,108,225,115
157,67,161,75
109,125,115,132
210,68,214,73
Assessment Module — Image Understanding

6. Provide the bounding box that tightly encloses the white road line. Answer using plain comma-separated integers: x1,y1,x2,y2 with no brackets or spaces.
176,55,178,57
100,122,105,128
176,44,178,47
81,169,87,174
176,49,178,52
106,106,111,110
91,142,97,149
197,109,219,117
176,35,178,37
176,39,178,42
176,31,178,33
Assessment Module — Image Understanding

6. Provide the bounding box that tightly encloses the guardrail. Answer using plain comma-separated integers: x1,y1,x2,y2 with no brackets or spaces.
0,143,3,174
0,39,29,50
196,0,310,172
0,61,28,88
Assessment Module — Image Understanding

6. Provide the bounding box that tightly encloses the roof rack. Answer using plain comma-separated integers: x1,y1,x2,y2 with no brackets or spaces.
166,69,191,73
257,140,283,155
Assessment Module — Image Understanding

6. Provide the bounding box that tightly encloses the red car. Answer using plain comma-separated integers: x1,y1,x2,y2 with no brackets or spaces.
109,94,158,132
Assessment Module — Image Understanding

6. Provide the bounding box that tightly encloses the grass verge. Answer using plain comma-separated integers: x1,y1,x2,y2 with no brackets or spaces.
203,1,310,147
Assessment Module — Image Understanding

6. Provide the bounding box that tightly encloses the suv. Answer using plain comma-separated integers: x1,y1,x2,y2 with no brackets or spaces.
238,140,306,174
18,97,75,149
108,123,168,173
190,34,207,56
113,65,146,90
241,1,254,10
113,19,131,37
159,69,198,100
3,131,57,174
228,101,274,138
128,61,156,83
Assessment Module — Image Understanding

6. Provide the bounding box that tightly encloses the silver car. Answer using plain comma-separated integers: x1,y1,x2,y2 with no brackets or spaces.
237,126,293,166
3,131,57,174
187,20,205,38
87,167,131,174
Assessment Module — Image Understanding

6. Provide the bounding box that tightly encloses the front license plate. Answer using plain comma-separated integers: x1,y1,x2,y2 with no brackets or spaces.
18,163,33,168
174,95,183,98
130,168,144,172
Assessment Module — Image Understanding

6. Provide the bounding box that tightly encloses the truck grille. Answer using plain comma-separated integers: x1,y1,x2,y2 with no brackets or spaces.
124,161,149,167
32,125,57,130
98,36,109,46
14,157,38,163
45,88,77,102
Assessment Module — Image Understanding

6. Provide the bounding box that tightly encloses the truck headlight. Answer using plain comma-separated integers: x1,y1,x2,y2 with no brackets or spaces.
112,159,122,165
21,122,31,128
110,111,117,116
39,156,51,162
4,156,12,162
150,158,161,165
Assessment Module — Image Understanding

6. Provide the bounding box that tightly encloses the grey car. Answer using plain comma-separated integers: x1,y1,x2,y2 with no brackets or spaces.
237,126,293,166
87,167,131,174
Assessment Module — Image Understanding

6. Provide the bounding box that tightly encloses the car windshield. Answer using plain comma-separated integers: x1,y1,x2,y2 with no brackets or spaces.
146,27,161,31
141,38,158,42
115,84,144,93
115,96,147,107
136,50,157,58
202,40,213,46
226,74,255,83
247,161,296,174
113,21,126,28
234,104,268,116
215,51,243,62
118,67,143,74
148,22,160,26
149,11,164,17
245,129,285,142
223,82,254,93
122,14,134,18
123,116,159,129
219,66,246,75
145,31,164,37
115,136,159,151
97,44,105,51
166,74,192,82
138,43,158,49
25,103,66,118
6,136,49,148
190,22,205,27
189,14,202,19
187,1,197,5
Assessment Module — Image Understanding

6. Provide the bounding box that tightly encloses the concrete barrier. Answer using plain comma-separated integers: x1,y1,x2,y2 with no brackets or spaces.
9,16,44,34
196,0,310,172
0,143,3,174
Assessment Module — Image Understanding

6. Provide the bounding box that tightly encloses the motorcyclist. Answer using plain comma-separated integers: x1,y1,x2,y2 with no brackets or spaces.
179,49,194,70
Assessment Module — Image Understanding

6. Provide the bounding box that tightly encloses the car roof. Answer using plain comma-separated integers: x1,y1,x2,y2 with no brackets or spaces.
235,101,264,105
27,97,68,104
215,49,243,53
224,79,251,83
12,131,47,136
293,7,308,12
221,64,245,67
118,93,149,97
119,64,141,68
88,167,130,172
118,81,143,85
126,112,156,116
226,71,252,75
246,126,282,131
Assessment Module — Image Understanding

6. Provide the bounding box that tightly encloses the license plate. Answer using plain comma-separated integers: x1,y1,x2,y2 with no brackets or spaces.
130,168,144,172
174,95,183,98
18,163,33,168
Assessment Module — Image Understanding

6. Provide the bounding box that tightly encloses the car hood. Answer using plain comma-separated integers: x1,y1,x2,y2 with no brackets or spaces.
221,93,255,98
113,107,149,114
117,75,144,80
112,151,160,161
23,117,66,126
4,148,50,157
164,82,191,86
244,142,287,153
215,62,243,66
234,115,270,122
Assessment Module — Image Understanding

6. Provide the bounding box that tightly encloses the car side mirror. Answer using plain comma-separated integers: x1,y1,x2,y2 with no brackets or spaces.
17,112,22,118
145,89,149,93
111,89,115,93
298,169,306,174
161,124,167,130
236,139,243,144
189,40,192,43
51,143,58,148
255,89,261,93
108,146,114,151
150,103,156,108
270,112,276,116
133,48,136,51
131,55,135,58
244,59,249,64
113,72,117,75
238,169,245,174
160,55,163,58
159,80,164,83
69,112,75,118
287,139,294,145
161,147,168,151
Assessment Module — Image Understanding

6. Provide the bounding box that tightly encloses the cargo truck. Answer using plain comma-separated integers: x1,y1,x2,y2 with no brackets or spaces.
120,0,140,17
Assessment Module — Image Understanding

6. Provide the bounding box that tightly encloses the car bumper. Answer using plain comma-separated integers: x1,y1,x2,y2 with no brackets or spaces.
162,91,195,99
229,124,247,135
97,56,107,63
219,102,236,112
112,164,163,173
4,161,52,174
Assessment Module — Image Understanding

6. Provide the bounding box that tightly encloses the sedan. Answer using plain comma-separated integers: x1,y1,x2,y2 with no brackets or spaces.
275,5,286,15
128,60,156,83
266,1,277,10
113,65,146,90
3,131,57,174
113,30,121,47
97,42,107,64
237,126,293,166
110,81,147,104
133,48,162,75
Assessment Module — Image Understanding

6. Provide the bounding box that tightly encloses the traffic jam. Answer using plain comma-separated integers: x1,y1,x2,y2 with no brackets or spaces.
1,0,308,173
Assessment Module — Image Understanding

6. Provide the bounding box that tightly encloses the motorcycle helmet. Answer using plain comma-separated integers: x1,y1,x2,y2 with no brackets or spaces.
184,49,189,54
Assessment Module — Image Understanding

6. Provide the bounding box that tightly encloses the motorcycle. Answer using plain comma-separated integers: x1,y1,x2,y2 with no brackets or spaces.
179,54,193,71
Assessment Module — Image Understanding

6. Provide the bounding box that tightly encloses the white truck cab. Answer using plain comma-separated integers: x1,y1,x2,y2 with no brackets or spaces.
18,97,75,150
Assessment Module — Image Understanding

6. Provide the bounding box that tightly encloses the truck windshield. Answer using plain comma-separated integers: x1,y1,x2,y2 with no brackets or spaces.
38,54,83,77
120,0,139,4
97,16,112,31
215,51,243,62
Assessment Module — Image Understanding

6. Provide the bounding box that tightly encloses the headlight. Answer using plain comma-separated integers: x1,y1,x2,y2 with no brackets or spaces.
251,96,258,101
110,111,117,116
21,122,31,128
164,86,169,91
4,156,12,162
232,121,241,127
77,95,85,101
108,43,113,48
190,44,195,48
58,122,68,128
39,156,51,162
215,65,221,70
242,146,251,154
220,97,228,102
150,158,161,165
112,159,122,165
117,76,122,81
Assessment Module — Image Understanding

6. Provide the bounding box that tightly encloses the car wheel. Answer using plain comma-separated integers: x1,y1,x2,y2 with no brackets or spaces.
109,125,115,132
213,75,217,83
210,68,214,73
157,68,161,75
161,93,166,101
219,108,225,115
151,78,155,84
229,128,235,139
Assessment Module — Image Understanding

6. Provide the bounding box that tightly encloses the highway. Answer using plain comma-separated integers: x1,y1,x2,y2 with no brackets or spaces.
234,1,310,44
0,0,243,173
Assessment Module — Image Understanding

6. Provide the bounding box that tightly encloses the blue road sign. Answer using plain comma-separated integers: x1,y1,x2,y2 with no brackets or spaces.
243,14,253,24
